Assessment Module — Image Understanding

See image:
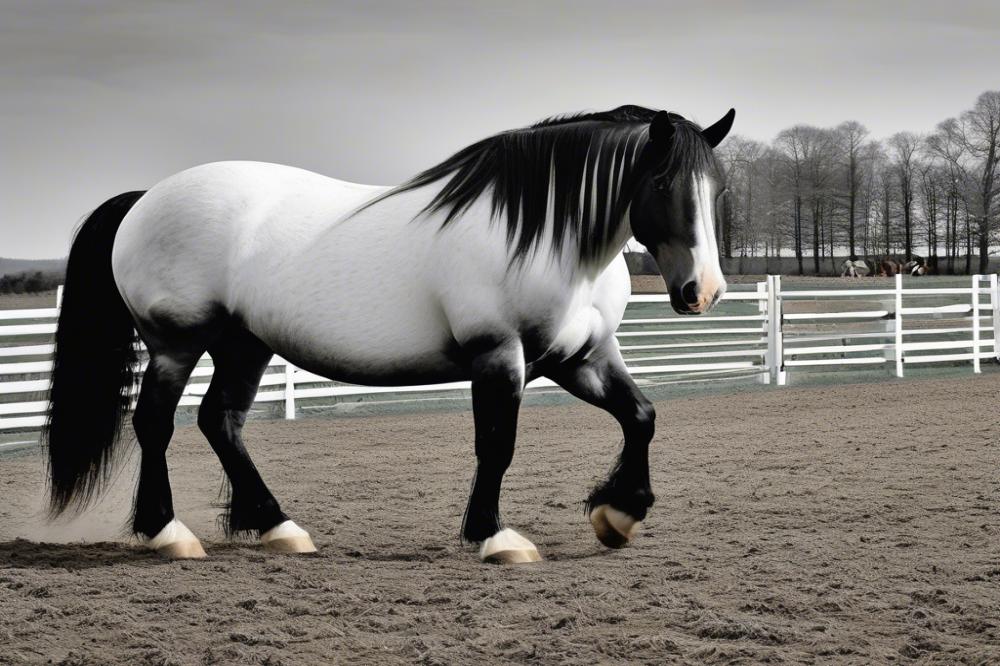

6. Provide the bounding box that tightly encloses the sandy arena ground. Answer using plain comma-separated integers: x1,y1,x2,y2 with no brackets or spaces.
1,373,999,664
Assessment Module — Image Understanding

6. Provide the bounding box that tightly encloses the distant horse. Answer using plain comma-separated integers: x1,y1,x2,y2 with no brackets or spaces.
44,105,734,563
876,257,902,277
840,257,869,278
903,258,928,276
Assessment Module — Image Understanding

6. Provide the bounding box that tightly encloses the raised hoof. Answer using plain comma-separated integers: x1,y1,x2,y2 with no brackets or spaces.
261,520,317,554
479,528,542,564
589,504,640,549
148,519,206,559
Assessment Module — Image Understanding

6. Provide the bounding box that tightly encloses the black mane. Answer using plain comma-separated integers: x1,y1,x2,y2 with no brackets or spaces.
367,105,715,263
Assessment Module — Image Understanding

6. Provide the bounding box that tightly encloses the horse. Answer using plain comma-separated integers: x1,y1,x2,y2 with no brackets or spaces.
876,257,902,277
903,258,928,276
840,257,869,278
44,105,734,564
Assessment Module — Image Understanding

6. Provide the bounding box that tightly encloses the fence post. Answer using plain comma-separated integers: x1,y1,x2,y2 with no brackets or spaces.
894,273,904,378
971,275,981,374
284,360,297,419
766,275,785,386
991,273,999,362
56,284,64,309
757,280,770,384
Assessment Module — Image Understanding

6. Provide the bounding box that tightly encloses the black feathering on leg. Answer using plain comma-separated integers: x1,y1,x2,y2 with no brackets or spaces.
545,338,657,526
199,325,289,539
211,475,287,539
585,453,656,521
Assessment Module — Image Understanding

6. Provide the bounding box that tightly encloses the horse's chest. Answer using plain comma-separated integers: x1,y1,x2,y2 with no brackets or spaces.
522,305,609,364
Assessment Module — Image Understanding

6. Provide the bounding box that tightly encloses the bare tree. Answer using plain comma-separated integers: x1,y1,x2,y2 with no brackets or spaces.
803,128,837,273
718,136,768,258
775,126,834,273
889,132,921,260
859,140,884,262
878,164,895,257
775,127,808,274
836,121,869,258
918,160,942,262
758,148,787,265
927,91,1000,272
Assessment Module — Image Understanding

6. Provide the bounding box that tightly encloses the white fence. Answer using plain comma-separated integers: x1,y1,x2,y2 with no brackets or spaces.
1,275,998,442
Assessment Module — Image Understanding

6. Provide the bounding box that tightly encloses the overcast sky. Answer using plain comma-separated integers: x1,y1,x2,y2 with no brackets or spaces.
2,0,999,258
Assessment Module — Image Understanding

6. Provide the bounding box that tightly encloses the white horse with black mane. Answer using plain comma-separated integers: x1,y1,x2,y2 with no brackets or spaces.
45,105,734,564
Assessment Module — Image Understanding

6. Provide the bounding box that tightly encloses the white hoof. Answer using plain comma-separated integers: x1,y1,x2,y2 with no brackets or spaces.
589,504,640,548
479,528,542,564
261,520,317,554
148,519,206,559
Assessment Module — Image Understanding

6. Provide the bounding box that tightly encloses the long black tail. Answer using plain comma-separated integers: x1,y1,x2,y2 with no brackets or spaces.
45,191,147,516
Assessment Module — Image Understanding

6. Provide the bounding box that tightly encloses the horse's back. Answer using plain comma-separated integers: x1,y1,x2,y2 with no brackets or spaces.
112,161,465,377
111,161,386,341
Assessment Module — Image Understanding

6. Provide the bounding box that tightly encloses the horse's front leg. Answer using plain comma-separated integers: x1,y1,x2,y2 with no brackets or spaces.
545,339,655,548
462,341,541,564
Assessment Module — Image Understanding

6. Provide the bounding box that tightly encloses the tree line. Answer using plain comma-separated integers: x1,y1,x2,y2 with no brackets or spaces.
717,90,1000,275
0,270,63,295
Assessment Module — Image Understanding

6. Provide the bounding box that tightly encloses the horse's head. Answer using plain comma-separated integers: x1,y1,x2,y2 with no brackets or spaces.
629,109,734,315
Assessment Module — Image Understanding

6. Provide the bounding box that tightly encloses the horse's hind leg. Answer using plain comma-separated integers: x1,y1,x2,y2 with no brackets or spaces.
543,338,655,549
133,351,206,558
198,326,316,553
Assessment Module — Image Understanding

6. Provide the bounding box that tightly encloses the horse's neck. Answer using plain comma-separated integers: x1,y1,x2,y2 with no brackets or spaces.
504,195,634,287
567,206,634,281
364,177,632,285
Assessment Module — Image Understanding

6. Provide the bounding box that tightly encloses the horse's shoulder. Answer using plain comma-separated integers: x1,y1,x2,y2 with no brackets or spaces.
590,255,631,330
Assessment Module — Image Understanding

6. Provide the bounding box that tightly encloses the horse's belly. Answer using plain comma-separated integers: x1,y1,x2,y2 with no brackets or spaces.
243,267,464,386
272,317,463,386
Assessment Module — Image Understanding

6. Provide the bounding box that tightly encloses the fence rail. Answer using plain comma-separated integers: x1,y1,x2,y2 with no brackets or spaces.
2,275,998,441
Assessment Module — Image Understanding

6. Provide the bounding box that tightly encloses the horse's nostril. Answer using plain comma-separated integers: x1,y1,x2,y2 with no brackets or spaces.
681,281,699,305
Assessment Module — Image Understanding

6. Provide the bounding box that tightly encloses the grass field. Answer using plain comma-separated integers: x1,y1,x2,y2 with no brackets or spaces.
0,290,56,310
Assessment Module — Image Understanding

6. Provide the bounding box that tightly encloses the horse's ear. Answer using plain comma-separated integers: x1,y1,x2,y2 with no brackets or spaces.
649,111,675,145
702,108,735,148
